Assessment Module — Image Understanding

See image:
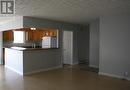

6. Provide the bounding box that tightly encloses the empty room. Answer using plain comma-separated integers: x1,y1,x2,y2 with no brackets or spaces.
0,0,130,90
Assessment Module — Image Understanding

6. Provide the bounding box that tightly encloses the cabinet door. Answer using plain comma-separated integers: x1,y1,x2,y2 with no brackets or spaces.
35,30,43,41
3,31,13,41
28,30,33,41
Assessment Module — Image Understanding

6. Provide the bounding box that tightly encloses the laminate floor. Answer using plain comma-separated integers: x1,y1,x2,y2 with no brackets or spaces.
0,65,130,90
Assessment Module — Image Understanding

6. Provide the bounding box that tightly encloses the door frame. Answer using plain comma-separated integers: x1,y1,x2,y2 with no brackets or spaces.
62,30,73,65
0,32,3,65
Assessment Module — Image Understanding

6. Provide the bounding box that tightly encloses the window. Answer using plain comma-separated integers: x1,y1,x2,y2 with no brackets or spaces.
13,31,25,43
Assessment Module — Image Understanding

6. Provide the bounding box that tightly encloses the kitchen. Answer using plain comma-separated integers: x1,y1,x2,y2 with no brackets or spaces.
2,28,62,75
3,28,58,48
0,16,77,75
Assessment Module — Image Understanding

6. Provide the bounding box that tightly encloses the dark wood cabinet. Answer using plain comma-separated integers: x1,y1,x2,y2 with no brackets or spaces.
3,30,13,41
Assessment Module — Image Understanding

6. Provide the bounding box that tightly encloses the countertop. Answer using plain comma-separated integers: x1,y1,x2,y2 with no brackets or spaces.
4,46,59,51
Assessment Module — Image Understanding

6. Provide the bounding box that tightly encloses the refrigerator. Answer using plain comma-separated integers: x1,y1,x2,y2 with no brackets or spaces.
42,36,57,48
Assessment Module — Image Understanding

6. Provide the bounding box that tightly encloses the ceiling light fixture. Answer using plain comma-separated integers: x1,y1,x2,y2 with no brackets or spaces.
30,28,36,30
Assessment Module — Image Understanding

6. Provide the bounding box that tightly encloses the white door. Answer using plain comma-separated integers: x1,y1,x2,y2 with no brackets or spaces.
63,31,73,65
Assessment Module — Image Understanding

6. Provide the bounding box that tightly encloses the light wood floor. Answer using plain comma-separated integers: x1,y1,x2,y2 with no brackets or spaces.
0,65,130,90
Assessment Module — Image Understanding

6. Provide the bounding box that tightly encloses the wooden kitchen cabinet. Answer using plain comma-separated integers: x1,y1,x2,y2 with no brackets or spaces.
3,30,13,41
3,28,57,42
33,30,43,41
27,30,33,41
27,30,44,41
27,30,57,41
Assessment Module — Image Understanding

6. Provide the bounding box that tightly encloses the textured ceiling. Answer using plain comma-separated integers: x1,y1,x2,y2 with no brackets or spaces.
1,0,130,24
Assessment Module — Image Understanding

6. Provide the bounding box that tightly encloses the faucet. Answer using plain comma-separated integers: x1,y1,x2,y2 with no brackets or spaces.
32,43,36,48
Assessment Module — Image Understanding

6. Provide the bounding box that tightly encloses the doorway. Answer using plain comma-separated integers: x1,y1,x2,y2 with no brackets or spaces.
62,31,73,65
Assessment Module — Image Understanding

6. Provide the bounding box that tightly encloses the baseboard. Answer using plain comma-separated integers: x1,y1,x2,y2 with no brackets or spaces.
89,64,99,68
99,72,130,81
24,65,63,75
5,65,23,75
127,78,130,81
5,65,63,76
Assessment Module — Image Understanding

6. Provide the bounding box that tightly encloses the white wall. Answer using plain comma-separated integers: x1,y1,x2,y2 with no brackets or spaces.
89,19,99,68
99,14,130,80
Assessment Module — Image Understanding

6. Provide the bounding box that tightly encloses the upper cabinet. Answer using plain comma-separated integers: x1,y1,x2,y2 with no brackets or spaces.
3,30,14,42
3,28,58,42
27,29,57,41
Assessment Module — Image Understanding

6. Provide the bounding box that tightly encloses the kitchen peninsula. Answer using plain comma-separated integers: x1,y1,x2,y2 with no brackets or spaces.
5,47,62,75
3,28,62,75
